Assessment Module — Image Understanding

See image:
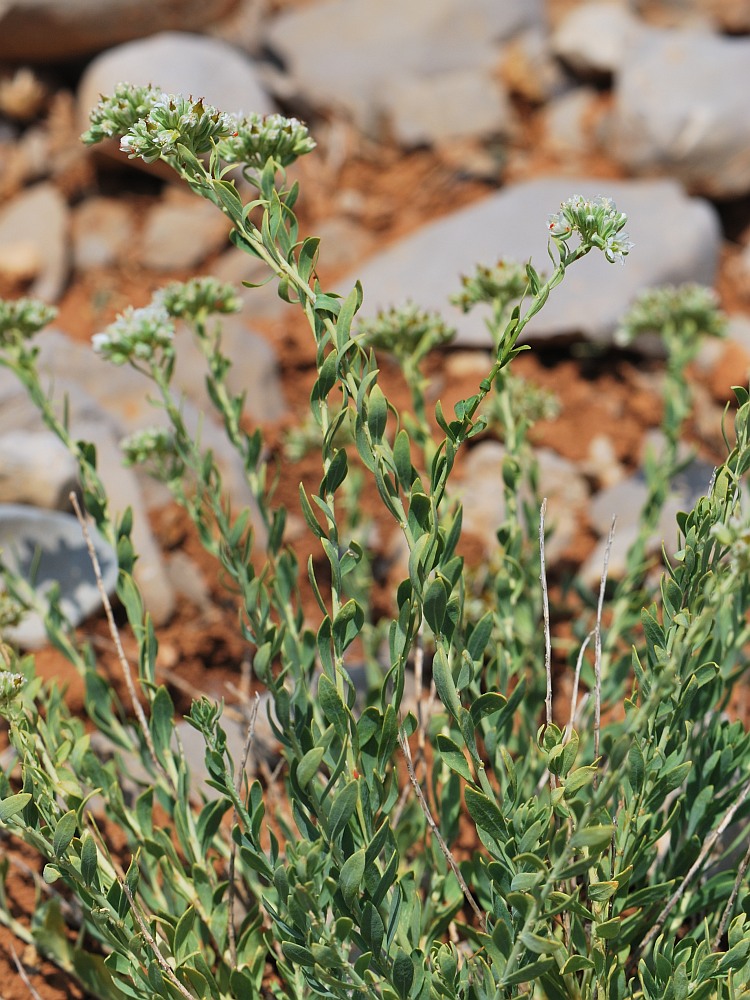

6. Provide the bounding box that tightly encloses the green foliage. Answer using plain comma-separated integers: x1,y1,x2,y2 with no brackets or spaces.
0,85,747,1000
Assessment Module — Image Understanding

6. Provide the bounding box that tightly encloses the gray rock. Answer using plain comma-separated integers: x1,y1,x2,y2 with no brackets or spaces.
499,27,570,104
0,183,69,302
73,415,177,626
459,440,588,564
72,198,136,271
0,349,176,625
172,315,287,424
582,456,716,584
342,177,720,350
265,0,543,132
0,430,78,509
77,31,273,134
30,329,272,545
613,28,750,198
0,0,239,62
633,0,744,31
384,69,516,148
543,87,602,157
0,503,117,649
139,189,230,271
213,247,287,320
552,2,641,77
32,329,271,529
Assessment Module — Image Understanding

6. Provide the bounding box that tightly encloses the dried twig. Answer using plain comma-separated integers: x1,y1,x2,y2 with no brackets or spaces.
69,491,175,793
713,830,750,950
593,517,616,770
539,500,556,794
9,945,44,1000
641,772,750,954
398,729,487,932
565,631,593,742
540,499,552,732
118,870,196,1000
228,692,260,967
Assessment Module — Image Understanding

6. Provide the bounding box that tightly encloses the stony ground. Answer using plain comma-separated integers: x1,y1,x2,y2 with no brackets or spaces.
2,0,750,995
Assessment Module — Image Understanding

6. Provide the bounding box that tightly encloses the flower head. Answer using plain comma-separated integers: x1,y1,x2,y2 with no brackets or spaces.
216,113,316,171
81,82,161,145
452,259,531,313
93,303,175,366
158,277,242,321
547,194,633,265
120,426,184,481
95,88,236,163
358,302,455,362
0,298,55,346
0,670,24,710
617,284,726,347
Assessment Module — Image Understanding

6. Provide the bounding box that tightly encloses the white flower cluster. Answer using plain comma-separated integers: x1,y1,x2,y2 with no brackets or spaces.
216,112,316,171
452,259,531,313
547,195,634,265
0,297,56,344
0,670,24,709
119,93,236,163
120,427,182,477
92,303,175,366
81,82,160,146
158,277,242,320
617,283,726,345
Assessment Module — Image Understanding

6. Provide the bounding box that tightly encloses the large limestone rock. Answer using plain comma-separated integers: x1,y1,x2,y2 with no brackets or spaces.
0,0,240,62
341,177,720,350
613,28,750,197
265,0,543,132
0,183,69,302
77,31,273,135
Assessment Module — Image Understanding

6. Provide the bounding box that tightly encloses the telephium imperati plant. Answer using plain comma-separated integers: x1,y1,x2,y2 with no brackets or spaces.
0,83,748,1000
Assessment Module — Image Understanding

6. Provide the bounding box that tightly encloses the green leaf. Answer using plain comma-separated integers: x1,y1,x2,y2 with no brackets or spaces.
594,917,621,939
297,747,325,788
570,825,614,852
628,742,645,792
502,957,556,987
432,645,462,720
150,686,174,766
470,693,507,729
174,906,197,962
393,429,413,488
332,600,365,655
53,810,77,857
588,881,618,902
465,786,507,840
361,901,384,956
282,942,316,967
329,781,359,840
423,577,448,635
0,792,31,822
318,674,350,742
393,950,414,1000
298,484,325,539
436,735,473,782
367,384,388,443
641,607,664,651
519,931,563,955
467,612,494,662
561,956,595,974
340,848,366,907
322,448,348,496
80,833,98,886
297,236,320,283
214,180,244,219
